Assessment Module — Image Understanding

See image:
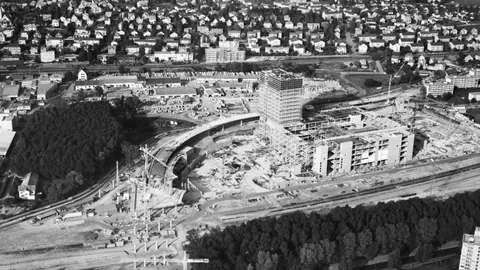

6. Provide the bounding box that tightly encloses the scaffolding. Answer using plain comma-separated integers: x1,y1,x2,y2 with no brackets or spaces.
257,106,414,176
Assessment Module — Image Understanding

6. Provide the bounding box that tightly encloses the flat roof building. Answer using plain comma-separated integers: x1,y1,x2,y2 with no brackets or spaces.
258,69,304,125
1,84,20,100
257,105,414,175
0,129,15,156
154,87,197,98
459,227,480,270
205,48,245,63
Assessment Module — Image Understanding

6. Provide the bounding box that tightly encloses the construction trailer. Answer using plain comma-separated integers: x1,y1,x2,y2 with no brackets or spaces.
61,212,83,221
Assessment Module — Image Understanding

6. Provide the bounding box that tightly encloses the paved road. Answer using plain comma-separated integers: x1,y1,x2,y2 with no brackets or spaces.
136,113,202,125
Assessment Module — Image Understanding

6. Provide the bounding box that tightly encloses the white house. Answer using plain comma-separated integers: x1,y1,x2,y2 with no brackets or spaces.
77,69,88,81
18,172,39,200
358,43,368,54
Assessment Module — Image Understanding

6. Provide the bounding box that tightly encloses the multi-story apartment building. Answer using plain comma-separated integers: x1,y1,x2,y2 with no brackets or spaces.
205,48,245,63
459,227,480,270
425,81,455,96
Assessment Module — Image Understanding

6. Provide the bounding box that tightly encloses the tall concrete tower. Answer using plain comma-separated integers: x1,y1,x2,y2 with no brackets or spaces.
258,69,303,126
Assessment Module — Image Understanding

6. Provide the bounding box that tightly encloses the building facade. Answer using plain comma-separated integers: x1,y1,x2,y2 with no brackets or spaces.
258,69,303,125
18,172,39,200
40,51,55,63
425,81,455,96
205,48,245,63
459,227,480,270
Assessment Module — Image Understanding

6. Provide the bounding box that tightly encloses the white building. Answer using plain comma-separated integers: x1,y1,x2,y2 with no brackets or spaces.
205,48,245,63
37,82,56,100
18,172,38,200
150,51,192,62
40,51,55,63
459,227,480,270
77,69,88,81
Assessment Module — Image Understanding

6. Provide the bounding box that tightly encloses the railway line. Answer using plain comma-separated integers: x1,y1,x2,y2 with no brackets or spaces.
0,134,163,231
267,162,480,216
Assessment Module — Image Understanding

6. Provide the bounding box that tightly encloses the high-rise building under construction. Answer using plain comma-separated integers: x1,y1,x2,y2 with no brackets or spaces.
256,70,414,176
259,69,303,125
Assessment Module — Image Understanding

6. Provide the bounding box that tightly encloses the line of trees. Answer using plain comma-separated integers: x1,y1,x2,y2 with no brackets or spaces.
185,190,480,270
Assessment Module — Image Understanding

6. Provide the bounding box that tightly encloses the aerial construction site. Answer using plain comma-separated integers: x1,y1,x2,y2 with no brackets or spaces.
1,69,480,269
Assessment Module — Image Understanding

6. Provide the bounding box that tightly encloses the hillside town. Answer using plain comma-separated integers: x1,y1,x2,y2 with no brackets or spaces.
0,0,480,65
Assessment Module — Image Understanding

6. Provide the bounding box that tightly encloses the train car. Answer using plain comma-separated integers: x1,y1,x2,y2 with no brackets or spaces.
400,193,417,198
36,209,60,221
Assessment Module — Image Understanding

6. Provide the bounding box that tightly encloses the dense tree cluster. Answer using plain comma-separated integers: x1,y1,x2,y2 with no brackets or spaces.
186,191,480,270
10,102,125,179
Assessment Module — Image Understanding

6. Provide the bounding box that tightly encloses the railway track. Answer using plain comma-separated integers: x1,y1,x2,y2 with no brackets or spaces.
268,162,480,216
0,133,170,231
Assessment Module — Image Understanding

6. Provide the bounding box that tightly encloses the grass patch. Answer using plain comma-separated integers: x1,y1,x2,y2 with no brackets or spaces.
344,73,390,94
466,108,480,123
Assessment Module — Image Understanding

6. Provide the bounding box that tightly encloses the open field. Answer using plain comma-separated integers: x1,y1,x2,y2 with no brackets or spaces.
344,73,390,91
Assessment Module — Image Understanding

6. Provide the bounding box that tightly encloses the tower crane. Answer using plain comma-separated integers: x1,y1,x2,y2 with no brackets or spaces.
139,144,170,187
386,62,407,104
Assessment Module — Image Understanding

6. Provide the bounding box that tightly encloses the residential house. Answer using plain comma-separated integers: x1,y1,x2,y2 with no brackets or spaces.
46,38,64,48
323,11,343,20
399,38,415,47
382,34,396,42
266,37,281,47
427,42,444,52
358,34,378,43
289,37,303,46
438,35,451,43
126,45,152,55
404,53,414,62
3,45,21,55
78,68,88,81
307,23,320,31
311,38,326,52
265,47,289,54
450,40,465,51
166,39,179,49
75,28,90,38
410,43,425,53
358,43,368,54
228,30,241,38
18,172,39,200
293,44,305,54
391,53,401,64
400,32,415,39
467,41,480,51
336,42,347,54
389,42,401,53
370,39,385,48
